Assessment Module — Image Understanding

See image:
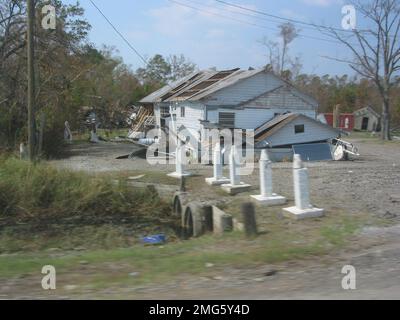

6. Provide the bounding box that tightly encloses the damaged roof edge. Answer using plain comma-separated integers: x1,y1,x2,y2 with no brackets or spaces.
139,67,319,107
139,71,201,104
255,113,344,142
139,68,264,104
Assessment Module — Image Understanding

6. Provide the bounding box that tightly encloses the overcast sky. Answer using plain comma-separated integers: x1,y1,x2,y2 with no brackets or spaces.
64,0,360,76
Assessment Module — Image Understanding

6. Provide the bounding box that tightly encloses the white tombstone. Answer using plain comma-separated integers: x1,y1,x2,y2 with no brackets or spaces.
229,145,240,185
221,145,251,195
90,130,99,143
251,149,286,205
64,121,73,143
205,142,230,185
167,140,192,178
283,154,324,219
19,143,28,160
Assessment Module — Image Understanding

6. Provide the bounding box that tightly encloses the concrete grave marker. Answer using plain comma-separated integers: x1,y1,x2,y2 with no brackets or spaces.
205,142,230,186
221,146,251,195
283,154,324,219
251,149,286,206
167,140,192,178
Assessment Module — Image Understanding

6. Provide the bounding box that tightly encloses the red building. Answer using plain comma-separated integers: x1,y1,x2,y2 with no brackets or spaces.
323,113,354,132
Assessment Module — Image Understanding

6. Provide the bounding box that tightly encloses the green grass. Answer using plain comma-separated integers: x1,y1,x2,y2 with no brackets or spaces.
0,157,176,253
0,231,326,284
0,156,383,292
0,157,170,218
0,204,372,289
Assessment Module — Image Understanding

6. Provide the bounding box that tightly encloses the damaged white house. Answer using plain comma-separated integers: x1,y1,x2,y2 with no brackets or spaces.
140,67,343,160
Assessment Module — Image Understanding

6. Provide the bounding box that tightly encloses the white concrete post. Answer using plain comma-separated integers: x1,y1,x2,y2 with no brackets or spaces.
229,146,240,186
260,149,273,197
90,130,99,143
293,154,310,210
221,145,251,195
251,149,286,205
205,142,230,186
167,140,192,178
213,142,223,179
282,154,324,219
175,141,183,176
64,121,73,143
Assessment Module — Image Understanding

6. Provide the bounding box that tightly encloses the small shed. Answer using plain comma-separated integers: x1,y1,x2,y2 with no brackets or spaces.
323,113,354,131
353,106,380,132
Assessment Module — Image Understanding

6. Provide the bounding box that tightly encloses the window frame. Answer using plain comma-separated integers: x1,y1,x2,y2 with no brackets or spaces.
294,124,305,134
218,112,235,128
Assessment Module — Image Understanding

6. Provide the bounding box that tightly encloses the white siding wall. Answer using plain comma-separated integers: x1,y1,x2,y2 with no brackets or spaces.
244,86,315,110
207,108,316,130
264,117,339,147
154,104,161,127
203,72,283,106
174,102,205,140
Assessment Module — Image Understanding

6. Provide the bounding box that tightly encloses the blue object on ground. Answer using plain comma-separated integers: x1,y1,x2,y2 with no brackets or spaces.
292,143,333,161
141,234,166,244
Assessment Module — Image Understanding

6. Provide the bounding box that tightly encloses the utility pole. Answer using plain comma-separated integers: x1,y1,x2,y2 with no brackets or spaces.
27,0,36,161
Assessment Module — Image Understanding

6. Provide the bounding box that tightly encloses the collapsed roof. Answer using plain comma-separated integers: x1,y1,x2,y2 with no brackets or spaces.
139,68,302,104
254,113,344,143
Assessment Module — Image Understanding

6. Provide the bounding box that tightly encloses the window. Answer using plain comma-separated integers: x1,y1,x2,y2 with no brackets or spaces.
160,106,170,118
294,124,305,134
181,107,185,118
219,112,235,128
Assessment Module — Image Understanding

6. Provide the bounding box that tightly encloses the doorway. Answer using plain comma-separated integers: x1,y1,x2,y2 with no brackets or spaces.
361,117,369,130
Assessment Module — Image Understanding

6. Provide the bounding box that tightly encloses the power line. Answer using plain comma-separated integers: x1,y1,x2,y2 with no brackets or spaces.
186,0,329,34
87,0,193,106
214,0,352,34
88,0,148,67
214,0,399,40
168,0,354,46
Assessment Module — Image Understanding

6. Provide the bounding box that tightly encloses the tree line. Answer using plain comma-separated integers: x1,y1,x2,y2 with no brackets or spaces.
0,0,195,157
1,0,399,159
261,1,400,139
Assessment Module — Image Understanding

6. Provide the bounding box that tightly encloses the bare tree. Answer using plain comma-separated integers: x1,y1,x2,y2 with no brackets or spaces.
279,23,299,74
260,22,301,78
324,0,400,140
167,54,197,82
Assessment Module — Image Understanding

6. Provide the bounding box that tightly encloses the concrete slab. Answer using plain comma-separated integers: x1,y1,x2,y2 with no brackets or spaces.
212,206,233,234
251,194,287,206
282,206,324,220
205,177,231,186
167,172,192,179
221,183,251,195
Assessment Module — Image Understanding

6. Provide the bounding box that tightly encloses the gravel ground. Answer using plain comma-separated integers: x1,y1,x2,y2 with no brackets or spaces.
49,138,400,221
5,137,399,299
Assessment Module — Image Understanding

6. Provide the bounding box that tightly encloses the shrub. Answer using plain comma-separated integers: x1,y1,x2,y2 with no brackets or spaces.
0,157,171,222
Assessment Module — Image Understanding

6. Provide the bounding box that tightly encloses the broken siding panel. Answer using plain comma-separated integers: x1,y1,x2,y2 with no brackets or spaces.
203,72,283,106
207,108,316,130
265,117,338,147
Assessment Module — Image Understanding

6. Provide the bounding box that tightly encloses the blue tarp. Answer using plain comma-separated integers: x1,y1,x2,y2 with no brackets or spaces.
292,143,333,161
141,234,166,244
